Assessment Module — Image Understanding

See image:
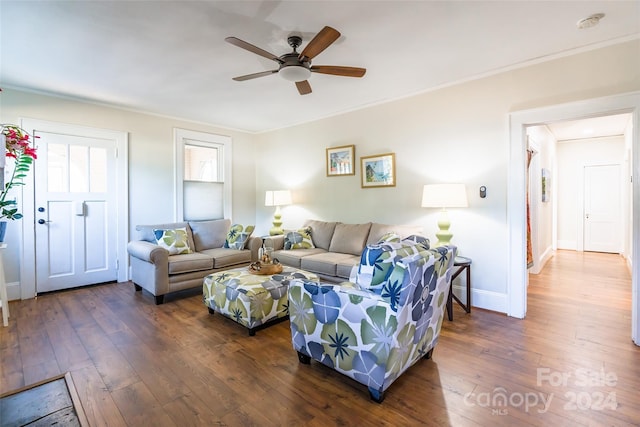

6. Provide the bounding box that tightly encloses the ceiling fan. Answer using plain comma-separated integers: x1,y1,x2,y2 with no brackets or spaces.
225,26,366,95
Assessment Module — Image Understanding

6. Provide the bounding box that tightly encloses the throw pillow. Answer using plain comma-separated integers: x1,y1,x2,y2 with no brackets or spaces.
403,234,430,250
284,227,315,250
356,240,426,292
153,227,193,255
377,232,401,243
223,224,255,250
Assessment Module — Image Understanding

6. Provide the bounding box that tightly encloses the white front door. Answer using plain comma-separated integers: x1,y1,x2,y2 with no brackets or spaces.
584,164,622,254
34,132,118,292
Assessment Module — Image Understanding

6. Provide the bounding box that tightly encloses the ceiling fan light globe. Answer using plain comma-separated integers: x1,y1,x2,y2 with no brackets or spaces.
279,65,311,82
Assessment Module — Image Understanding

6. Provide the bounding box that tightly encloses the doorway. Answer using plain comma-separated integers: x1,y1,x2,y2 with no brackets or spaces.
508,91,639,346
19,119,129,299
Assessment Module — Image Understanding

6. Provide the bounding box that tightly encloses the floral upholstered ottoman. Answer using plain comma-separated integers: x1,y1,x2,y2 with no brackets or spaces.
203,266,319,335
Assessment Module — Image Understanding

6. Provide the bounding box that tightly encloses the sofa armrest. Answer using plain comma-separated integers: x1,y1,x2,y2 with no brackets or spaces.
127,240,169,264
246,236,263,262
264,234,285,250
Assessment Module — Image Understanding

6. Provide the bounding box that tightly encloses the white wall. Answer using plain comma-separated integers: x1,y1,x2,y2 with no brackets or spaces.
2,39,638,312
255,39,640,313
556,136,626,250
526,125,556,274
0,88,256,287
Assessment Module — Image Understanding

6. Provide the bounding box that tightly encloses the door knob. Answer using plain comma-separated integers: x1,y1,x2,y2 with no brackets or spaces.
37,219,51,225
38,207,45,212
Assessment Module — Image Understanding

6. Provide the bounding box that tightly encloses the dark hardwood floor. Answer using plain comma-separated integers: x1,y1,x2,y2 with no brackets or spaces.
1,250,638,426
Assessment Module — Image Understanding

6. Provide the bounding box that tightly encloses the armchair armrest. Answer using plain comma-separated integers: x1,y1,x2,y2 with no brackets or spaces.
264,234,285,250
127,240,169,264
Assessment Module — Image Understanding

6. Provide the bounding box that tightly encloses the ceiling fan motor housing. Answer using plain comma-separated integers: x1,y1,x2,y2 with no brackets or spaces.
279,53,311,82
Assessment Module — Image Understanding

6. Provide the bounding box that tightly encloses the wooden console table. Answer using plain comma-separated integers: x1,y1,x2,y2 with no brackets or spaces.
447,256,471,321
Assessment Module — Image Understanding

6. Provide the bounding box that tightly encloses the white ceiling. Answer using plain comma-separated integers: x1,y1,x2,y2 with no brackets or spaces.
547,113,631,142
1,1,639,134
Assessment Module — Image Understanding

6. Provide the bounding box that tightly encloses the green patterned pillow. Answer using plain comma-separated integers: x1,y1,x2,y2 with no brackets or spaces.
223,224,255,250
153,227,193,255
377,232,401,243
284,227,315,250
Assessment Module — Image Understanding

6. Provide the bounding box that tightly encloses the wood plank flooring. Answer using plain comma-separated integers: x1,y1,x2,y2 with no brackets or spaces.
1,250,638,426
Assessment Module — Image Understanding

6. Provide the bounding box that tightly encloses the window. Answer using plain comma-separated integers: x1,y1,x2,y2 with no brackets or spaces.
174,129,232,221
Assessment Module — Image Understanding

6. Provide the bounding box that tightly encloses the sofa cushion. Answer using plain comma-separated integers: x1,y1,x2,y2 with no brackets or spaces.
154,227,193,255
336,255,361,279
284,227,315,249
377,232,401,243
223,224,255,250
328,222,372,256
273,248,326,269
303,219,337,250
189,219,231,251
168,252,213,274
200,248,252,268
301,252,358,277
137,222,196,250
356,240,427,293
366,223,423,245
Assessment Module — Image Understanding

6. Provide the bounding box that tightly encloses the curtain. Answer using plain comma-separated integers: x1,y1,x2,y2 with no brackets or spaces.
526,148,535,268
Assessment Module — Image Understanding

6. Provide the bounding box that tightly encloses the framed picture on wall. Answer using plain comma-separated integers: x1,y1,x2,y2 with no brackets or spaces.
361,153,396,188
541,168,550,202
326,145,355,176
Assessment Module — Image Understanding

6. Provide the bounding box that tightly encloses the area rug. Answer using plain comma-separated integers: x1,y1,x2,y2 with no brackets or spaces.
0,372,88,427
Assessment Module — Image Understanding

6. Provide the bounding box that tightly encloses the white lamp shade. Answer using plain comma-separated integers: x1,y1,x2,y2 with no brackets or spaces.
265,190,292,207
421,184,468,208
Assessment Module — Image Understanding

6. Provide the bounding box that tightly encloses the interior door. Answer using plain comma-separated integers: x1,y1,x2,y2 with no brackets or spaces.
584,164,621,253
35,132,118,292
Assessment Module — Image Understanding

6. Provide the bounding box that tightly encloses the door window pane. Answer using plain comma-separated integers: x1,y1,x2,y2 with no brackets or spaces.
70,145,89,193
48,143,68,192
90,147,107,193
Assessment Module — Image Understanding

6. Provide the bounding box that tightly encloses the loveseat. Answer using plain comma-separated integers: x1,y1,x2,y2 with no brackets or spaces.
264,219,423,282
288,241,457,402
127,219,261,304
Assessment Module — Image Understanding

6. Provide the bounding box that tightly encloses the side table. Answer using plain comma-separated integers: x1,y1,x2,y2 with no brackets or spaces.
447,255,472,321
0,244,9,327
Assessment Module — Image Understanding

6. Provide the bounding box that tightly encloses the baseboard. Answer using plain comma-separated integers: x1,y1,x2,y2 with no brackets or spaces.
7,281,20,301
451,284,507,315
557,240,576,250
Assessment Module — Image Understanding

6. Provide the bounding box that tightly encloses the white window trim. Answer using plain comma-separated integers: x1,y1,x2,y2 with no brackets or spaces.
174,128,232,221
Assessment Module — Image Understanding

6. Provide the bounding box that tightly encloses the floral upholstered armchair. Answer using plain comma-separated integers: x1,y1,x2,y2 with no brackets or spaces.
288,238,457,403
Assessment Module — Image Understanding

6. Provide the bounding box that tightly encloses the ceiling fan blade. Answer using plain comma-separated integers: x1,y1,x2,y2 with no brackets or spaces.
296,80,312,95
225,37,283,63
232,70,278,81
299,26,340,61
310,66,366,78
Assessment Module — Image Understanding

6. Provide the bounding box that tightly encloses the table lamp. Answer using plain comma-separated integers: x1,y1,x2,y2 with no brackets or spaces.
265,190,292,235
421,184,468,247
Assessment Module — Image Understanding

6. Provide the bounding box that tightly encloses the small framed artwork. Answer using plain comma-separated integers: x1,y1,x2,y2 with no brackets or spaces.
326,145,355,176
541,168,550,202
361,153,396,188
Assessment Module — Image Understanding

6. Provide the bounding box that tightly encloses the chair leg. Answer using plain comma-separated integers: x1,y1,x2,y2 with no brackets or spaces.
208,307,215,315
154,295,164,305
424,348,434,360
368,387,385,403
297,351,311,364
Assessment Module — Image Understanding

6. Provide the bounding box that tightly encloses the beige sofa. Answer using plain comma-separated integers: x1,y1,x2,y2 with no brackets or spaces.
127,219,261,304
264,219,423,282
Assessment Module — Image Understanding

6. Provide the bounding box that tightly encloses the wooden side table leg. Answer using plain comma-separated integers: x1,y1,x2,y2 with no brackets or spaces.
447,281,454,321
465,265,471,313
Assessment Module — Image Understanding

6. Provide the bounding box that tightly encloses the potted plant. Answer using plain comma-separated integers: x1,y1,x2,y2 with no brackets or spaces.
0,124,38,242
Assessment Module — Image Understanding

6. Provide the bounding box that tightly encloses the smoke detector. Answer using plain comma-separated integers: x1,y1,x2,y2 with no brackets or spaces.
577,13,605,29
